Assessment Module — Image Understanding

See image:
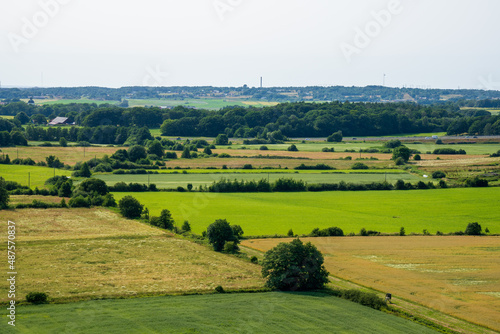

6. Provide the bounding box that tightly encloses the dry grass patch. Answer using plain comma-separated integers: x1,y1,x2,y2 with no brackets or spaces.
243,236,500,332
0,208,164,242
0,208,264,302
10,195,69,205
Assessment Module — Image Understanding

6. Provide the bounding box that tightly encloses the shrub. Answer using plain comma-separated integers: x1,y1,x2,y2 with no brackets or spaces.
339,289,386,310
250,256,258,264
181,221,191,232
102,194,117,207
223,241,238,253
118,196,143,219
287,229,294,237
413,154,421,161
399,227,405,236
259,146,268,150
68,195,91,208
215,285,225,293
465,222,482,235
26,292,48,305
394,157,405,165
432,171,446,179
243,164,253,169
351,162,369,170
327,131,343,142
287,144,298,152
465,176,488,187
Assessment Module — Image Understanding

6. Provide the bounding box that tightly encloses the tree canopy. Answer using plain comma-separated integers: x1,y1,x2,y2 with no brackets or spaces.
261,238,329,291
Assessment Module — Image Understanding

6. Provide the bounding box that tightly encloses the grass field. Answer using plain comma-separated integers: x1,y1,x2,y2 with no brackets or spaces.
243,236,500,332
0,208,263,302
0,164,72,188
232,142,500,155
95,171,423,189
2,292,437,334
113,187,500,235
0,146,122,165
127,98,279,110
25,98,120,105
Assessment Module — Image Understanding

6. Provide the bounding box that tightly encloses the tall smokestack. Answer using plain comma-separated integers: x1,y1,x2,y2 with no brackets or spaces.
260,77,262,88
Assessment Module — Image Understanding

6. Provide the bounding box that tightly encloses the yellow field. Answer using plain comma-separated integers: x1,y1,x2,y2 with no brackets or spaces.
0,209,264,302
243,236,500,332
0,146,123,165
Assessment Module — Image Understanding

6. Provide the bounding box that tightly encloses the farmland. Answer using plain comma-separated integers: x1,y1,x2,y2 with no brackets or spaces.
113,187,500,235
2,292,437,334
0,209,264,302
0,164,72,188
96,171,422,189
243,236,500,332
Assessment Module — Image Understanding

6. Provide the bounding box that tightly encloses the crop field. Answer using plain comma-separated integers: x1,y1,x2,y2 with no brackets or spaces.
0,164,72,188
113,187,500,235
231,142,500,155
95,171,422,189
0,146,122,165
243,236,500,332
0,208,263,302
2,292,437,334
127,98,280,110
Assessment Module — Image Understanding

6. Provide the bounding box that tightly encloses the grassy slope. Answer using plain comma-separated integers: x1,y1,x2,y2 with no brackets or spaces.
113,187,500,235
0,208,263,302
5,293,437,334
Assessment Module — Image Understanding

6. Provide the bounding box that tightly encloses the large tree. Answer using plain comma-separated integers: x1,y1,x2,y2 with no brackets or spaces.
261,238,329,291
392,145,411,162
206,219,238,251
118,196,143,219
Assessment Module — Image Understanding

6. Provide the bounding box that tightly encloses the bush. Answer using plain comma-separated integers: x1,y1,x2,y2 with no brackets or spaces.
68,195,91,208
287,144,298,152
465,222,482,235
261,238,329,291
287,229,294,237
259,145,268,150
26,292,48,305
399,227,405,236
250,256,259,264
413,154,421,161
182,221,191,232
118,196,143,218
223,241,238,253
432,171,446,179
327,131,343,142
215,285,225,293
351,162,369,170
465,176,488,187
384,139,401,148
338,289,386,310
394,157,405,165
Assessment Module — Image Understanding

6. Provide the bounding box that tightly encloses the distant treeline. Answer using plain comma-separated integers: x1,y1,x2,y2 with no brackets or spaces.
2,85,500,103
0,101,500,146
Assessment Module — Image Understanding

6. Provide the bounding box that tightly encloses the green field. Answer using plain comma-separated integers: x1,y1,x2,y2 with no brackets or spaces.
2,293,437,334
29,98,120,105
0,164,72,188
95,171,422,189
232,142,500,154
113,187,500,235
127,98,279,110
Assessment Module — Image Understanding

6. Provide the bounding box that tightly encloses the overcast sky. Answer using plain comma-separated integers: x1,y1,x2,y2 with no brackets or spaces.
1,0,499,90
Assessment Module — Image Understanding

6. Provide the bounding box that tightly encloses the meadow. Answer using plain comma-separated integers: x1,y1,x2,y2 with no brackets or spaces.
113,187,500,235
0,164,72,188
1,292,438,334
127,98,279,110
232,141,500,155
0,208,264,302
243,236,500,332
95,171,422,189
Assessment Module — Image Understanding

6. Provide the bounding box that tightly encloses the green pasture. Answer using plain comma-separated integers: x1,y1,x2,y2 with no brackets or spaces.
128,98,247,110
0,164,71,188
4,293,436,334
232,142,500,155
0,115,14,119
113,187,500,236
96,171,421,189
34,99,119,105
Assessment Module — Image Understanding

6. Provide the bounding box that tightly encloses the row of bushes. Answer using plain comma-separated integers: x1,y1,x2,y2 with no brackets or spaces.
207,178,306,193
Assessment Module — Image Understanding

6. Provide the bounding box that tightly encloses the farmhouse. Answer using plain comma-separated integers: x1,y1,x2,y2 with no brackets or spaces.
48,117,74,126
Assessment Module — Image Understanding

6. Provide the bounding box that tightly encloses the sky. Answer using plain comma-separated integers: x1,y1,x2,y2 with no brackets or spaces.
1,0,499,90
